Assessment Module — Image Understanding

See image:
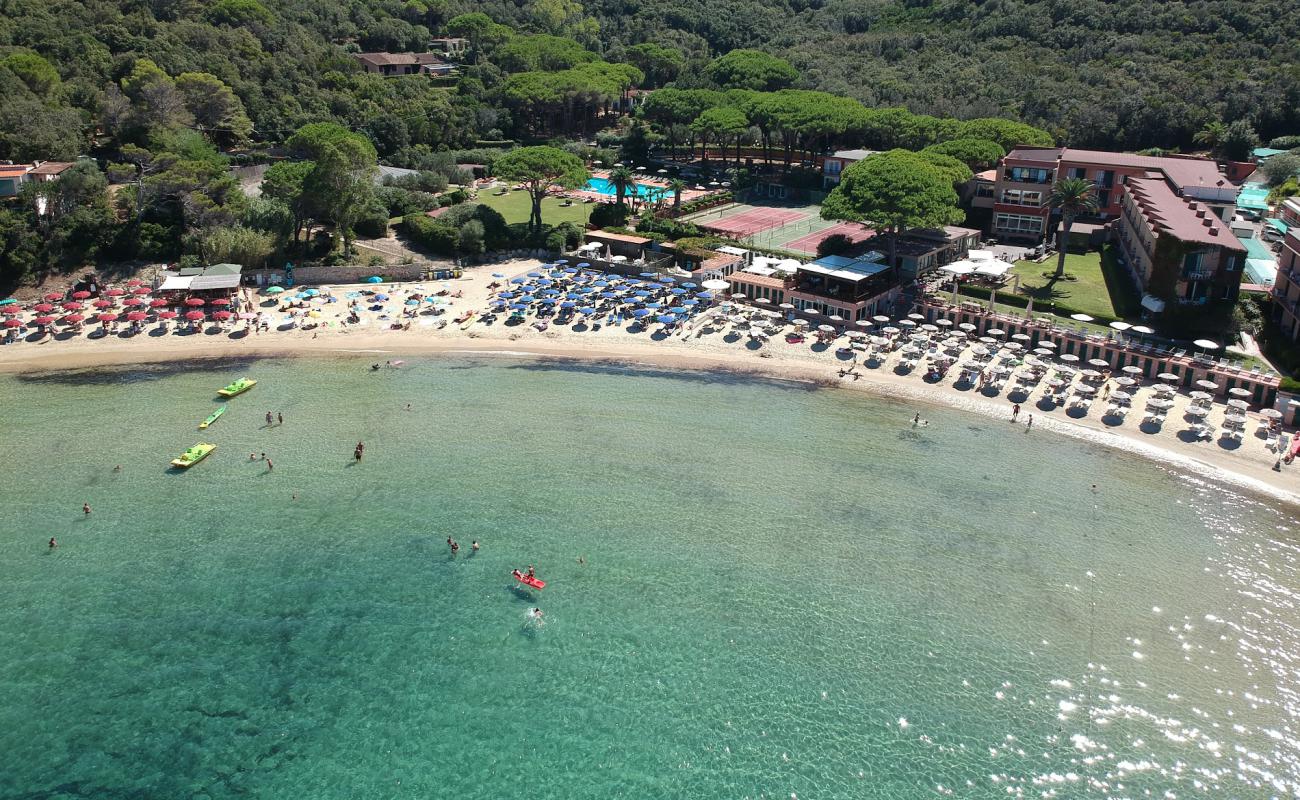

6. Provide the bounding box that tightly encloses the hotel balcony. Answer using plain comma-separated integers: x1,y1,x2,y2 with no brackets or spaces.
1182,269,1215,281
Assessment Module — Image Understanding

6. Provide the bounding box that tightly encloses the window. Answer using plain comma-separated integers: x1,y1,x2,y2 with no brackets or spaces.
975,183,994,198
1005,167,1052,184
825,160,842,175
1097,189,1110,208
994,213,1044,234
1068,167,1086,180
1095,170,1115,188
1000,189,1042,206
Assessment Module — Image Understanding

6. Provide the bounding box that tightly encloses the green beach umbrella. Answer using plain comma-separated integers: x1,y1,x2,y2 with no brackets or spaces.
265,286,285,294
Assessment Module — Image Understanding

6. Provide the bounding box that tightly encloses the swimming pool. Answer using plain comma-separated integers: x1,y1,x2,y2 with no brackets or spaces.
584,177,666,200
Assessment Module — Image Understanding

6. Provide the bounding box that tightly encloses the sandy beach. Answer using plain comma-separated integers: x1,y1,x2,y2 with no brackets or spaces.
3,258,1297,507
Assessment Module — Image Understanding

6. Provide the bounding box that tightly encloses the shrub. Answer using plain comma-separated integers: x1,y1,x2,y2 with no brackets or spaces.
816,233,855,258
589,203,628,229
402,213,457,255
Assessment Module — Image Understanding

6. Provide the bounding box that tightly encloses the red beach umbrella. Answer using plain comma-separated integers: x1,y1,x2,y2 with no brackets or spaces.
132,286,152,295
0,305,19,315
212,310,233,320
126,278,143,286
126,311,148,321
97,312,118,323
71,290,91,299
105,288,126,297
93,299,113,308
184,310,205,321
61,314,84,324
43,292,63,301
2,318,21,328
33,303,54,313
122,297,144,307
157,311,178,319
61,301,83,311
185,297,205,307
33,315,55,326
210,297,231,306
149,298,169,308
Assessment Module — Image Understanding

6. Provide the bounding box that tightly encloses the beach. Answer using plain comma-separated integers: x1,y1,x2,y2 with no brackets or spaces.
2,258,1296,505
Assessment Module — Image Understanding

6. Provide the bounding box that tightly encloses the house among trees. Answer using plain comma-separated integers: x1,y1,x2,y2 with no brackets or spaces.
352,52,455,77
428,38,468,58
821,149,876,189
0,161,74,198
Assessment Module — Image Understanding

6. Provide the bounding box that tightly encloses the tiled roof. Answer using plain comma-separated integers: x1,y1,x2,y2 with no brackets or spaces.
1125,176,1245,250
29,162,73,176
1060,149,1227,193
353,52,444,67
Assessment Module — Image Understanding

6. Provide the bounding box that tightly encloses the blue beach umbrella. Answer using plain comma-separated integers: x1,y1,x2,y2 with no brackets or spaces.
541,289,561,297
600,291,619,299
670,287,688,295
527,272,543,278
366,276,383,283
509,303,528,311
560,301,576,309
554,259,569,264
405,299,420,306
632,308,652,318
639,272,655,278
497,291,516,299
682,298,699,306
634,290,652,298
539,298,556,305
697,291,715,300
660,277,676,284
518,295,536,303
644,302,662,309
564,268,579,274
375,294,390,301
656,314,675,324
537,279,554,287
681,282,698,289
578,306,596,315
593,281,609,288
577,262,590,268
492,272,506,279
510,276,529,284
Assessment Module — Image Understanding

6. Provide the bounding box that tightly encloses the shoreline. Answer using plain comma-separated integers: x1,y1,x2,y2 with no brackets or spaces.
3,259,1298,510
3,328,1298,509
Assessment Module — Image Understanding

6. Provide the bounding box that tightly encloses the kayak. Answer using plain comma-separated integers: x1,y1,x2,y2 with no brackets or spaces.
458,311,477,329
217,377,256,397
198,405,226,430
513,572,545,590
171,442,216,469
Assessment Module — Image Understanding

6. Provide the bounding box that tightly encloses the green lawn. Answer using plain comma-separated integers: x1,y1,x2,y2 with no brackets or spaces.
475,189,594,228
1006,246,1140,321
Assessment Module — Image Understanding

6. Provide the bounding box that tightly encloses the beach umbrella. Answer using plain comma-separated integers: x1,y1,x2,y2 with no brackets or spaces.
213,310,234,320
1038,340,1057,349
682,298,699,306
541,289,561,297
1114,376,1136,386
126,311,148,321
702,279,729,291
828,315,845,323
33,303,54,313
729,293,747,300
149,298,169,308
563,268,580,274
510,276,529,284
265,286,285,294
1157,372,1179,381
539,298,556,305
1122,365,1143,376
1,318,21,328
366,276,383,283
132,286,152,295
71,290,91,299
1059,353,1080,363
306,310,321,318
509,303,528,311
1227,398,1249,410
1260,408,1283,419
185,297,205,306
62,313,85,324
126,278,143,286
957,322,976,331
632,308,651,318
639,272,655,278
644,302,662,309
33,315,55,326
185,310,205,321
527,271,543,278
634,290,652,298
681,282,698,289
817,324,836,333
600,291,620,299
670,287,688,295
96,312,118,322
1192,338,1219,350
1070,313,1094,322
560,301,576,309
43,292,63,301
518,295,536,303
1131,325,1154,335
656,314,675,324
61,301,83,310
375,293,390,301
697,292,715,300
1195,379,1219,390
405,299,420,306
157,310,178,319
898,319,917,328
1010,332,1031,341
105,288,125,297
986,328,1005,336
1109,321,1131,331
1228,387,1252,398
1147,397,1174,409
122,298,144,307
592,281,609,288
491,272,506,279
1189,391,1212,401
578,306,596,315
1087,358,1110,368
211,297,231,306
93,299,113,308
497,291,517,299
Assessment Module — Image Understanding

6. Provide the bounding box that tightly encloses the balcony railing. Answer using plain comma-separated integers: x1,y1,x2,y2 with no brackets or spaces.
1182,270,1215,281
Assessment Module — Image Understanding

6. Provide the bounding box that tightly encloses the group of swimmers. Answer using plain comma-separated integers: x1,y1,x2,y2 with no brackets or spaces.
447,537,479,555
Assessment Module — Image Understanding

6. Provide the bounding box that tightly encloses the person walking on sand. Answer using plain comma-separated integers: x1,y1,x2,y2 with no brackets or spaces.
1025,414,1033,431
1011,403,1021,422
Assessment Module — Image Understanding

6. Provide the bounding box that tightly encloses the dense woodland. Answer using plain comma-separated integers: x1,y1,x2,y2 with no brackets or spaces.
0,0,1298,288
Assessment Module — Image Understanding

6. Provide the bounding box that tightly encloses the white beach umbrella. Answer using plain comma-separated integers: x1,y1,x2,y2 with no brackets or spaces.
882,326,900,335
1059,353,1080,363
702,279,730,290
1260,408,1283,419
1122,365,1144,375
1130,325,1154,334
1011,333,1031,341
1228,387,1251,398
958,322,977,331
986,328,1005,336
1037,340,1057,349
855,319,871,327
828,315,845,323
1109,321,1132,331
1193,339,1220,350
1111,390,1133,401
1080,369,1102,379
1195,379,1219,390
874,315,892,323
1189,390,1212,401
1003,341,1023,351
1070,313,1094,322
817,324,837,333
936,319,954,327
908,313,925,321
1185,405,1210,418
1074,383,1097,394
779,303,795,310
1157,372,1179,381
1147,397,1175,409
1227,399,1249,410
1114,376,1136,387
1087,358,1110,368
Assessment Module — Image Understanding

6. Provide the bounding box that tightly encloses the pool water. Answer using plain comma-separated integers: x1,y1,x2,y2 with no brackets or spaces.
585,177,666,200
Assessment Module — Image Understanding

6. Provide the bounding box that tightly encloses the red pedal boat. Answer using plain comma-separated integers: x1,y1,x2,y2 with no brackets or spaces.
512,569,545,590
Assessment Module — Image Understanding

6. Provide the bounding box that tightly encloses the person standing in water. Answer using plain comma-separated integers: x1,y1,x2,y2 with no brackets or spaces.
1011,403,1021,421
277,412,283,426
471,541,479,553
49,537,57,549
83,502,91,516
354,441,364,461
266,411,273,426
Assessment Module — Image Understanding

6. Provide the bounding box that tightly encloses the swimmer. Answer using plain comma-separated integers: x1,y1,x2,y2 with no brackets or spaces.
531,607,543,619
260,452,266,461
405,403,412,411
250,453,257,460
912,413,921,426
266,458,273,471
49,537,57,549
1091,483,1098,493
83,502,91,516
526,564,535,578
471,540,479,552
113,465,122,472
577,555,586,566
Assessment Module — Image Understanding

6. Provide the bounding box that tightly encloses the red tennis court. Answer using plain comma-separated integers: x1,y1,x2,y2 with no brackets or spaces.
783,221,875,254
698,207,809,237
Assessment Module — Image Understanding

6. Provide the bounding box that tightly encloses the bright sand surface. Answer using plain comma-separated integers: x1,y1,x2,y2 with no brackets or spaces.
2,259,1297,506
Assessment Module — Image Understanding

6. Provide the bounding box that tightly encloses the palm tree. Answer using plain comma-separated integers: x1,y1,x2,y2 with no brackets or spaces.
667,178,687,212
607,166,636,208
1047,177,1098,279
1193,121,1227,157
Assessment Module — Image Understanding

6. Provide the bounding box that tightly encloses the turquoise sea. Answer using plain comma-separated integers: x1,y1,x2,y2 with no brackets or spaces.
3,355,1299,798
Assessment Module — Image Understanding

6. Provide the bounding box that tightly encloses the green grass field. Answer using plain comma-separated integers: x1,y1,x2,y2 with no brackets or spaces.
1007,247,1140,320
475,190,594,228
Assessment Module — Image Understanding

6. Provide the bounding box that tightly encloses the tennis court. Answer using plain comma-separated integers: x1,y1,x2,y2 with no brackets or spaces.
682,201,879,256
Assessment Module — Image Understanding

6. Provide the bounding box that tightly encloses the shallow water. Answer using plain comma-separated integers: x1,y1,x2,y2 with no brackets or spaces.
3,355,1299,798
